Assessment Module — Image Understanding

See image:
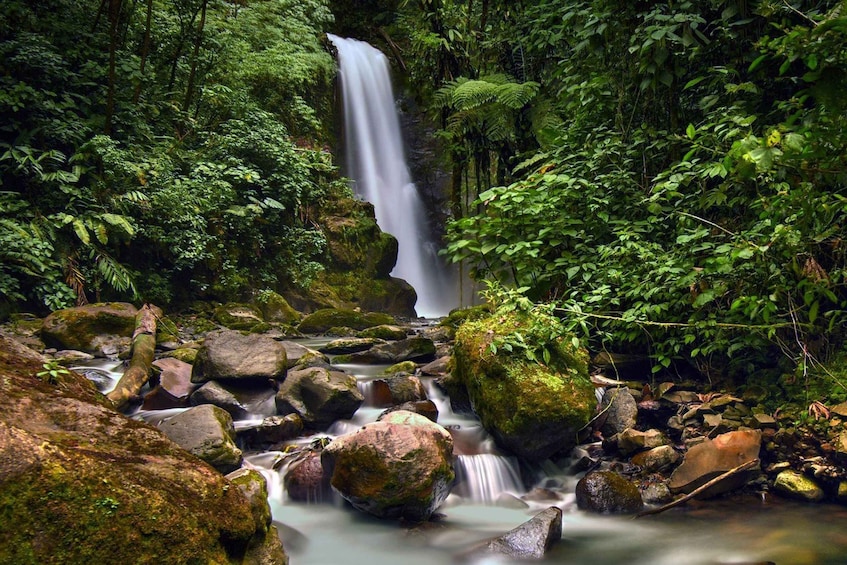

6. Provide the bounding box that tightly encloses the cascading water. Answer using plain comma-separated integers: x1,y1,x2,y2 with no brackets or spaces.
328,35,457,318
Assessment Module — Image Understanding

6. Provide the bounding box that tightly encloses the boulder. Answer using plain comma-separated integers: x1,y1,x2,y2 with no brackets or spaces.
357,325,407,341
616,428,668,456
142,357,197,410
237,414,303,449
420,356,450,376
773,470,825,502
322,410,454,521
275,367,363,429
158,405,243,473
254,291,301,325
0,335,278,564
369,374,427,407
318,337,383,355
227,468,273,534
382,360,418,375
598,387,638,437
189,381,251,419
192,330,287,383
213,302,265,331
333,337,436,364
631,445,681,474
452,309,595,462
379,400,439,423
41,302,137,356
298,308,394,334
467,506,563,561
668,429,762,497
279,340,326,369
575,471,644,514
285,452,331,503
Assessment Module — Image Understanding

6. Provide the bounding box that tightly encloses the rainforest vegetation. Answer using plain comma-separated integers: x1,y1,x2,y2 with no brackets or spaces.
3,0,847,393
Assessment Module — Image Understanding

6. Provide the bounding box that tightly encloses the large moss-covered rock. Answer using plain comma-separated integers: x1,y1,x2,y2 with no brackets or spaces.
333,336,436,364
452,309,595,462
0,335,281,565
41,302,137,355
253,291,301,325
298,308,394,334
213,302,265,331
321,410,454,521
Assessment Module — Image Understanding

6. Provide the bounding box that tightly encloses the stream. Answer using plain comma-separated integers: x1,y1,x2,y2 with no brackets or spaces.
77,343,847,565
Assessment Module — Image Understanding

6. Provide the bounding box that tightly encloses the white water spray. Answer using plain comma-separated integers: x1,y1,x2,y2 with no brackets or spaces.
328,34,456,318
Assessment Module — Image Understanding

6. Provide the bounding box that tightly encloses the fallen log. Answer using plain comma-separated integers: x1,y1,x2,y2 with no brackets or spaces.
107,303,161,411
635,458,760,518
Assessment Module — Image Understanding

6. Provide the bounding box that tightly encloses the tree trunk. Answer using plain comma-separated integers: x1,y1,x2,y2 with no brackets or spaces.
104,0,123,135
107,304,161,411
183,0,208,112
132,0,154,104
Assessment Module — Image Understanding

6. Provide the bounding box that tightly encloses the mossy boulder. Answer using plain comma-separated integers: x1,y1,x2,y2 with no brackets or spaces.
253,291,301,325
0,335,282,565
298,308,394,334
322,410,454,521
213,302,265,331
383,360,418,375
41,302,137,355
773,470,825,502
334,336,436,364
318,337,383,355
452,309,595,462
575,471,644,514
358,325,408,341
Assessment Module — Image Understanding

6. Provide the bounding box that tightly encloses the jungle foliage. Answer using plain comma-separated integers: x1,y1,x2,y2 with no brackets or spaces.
385,0,847,383
0,0,338,311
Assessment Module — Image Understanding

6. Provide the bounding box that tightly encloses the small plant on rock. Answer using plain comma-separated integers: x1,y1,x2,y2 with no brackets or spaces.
36,360,70,385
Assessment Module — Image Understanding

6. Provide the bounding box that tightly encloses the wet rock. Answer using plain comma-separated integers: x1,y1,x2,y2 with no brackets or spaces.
158,404,243,473
161,345,199,364
192,329,287,383
617,428,668,455
370,374,427,406
279,340,326,369
213,302,264,331
285,452,330,503
297,308,394,334
773,470,824,502
275,367,363,429
227,468,273,533
318,337,382,355
598,387,638,437
631,445,681,473
190,380,251,419
382,360,418,375
420,355,450,376
238,414,303,448
335,336,436,364
467,506,563,561
669,429,762,497
322,410,454,521
639,480,673,504
357,325,407,341
452,309,595,462
575,471,644,514
379,400,439,422
143,357,197,410
0,335,271,564
751,413,778,429
41,302,137,356
53,350,95,364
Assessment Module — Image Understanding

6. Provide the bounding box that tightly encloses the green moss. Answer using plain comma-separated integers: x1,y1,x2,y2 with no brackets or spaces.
452,309,595,461
253,291,301,325
358,325,407,340
213,303,264,331
298,308,394,334
383,361,418,375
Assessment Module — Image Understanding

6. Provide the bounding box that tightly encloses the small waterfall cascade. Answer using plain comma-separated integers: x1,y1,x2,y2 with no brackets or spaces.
328,34,457,318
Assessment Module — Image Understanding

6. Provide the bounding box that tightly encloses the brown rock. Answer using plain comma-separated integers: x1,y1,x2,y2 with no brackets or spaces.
669,429,762,497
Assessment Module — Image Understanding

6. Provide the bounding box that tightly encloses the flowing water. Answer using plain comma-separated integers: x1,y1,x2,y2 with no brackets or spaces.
328,34,457,318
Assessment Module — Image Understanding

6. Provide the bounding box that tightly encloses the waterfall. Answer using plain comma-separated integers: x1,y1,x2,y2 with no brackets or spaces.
328,35,457,318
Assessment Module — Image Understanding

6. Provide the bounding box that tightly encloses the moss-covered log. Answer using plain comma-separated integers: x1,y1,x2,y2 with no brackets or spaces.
107,304,161,411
